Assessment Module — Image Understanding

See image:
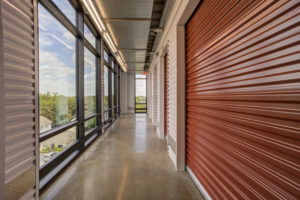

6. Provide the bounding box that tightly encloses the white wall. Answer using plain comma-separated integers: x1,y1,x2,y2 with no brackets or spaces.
148,0,200,171
120,72,135,114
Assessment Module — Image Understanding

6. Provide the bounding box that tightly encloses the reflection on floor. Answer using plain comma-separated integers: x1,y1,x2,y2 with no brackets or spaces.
41,114,204,200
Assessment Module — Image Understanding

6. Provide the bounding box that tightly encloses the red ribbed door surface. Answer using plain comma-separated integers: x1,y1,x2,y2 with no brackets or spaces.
186,0,300,199
164,54,168,137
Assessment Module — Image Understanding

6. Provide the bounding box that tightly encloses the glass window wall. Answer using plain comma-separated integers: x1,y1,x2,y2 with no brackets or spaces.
112,73,115,116
39,4,76,133
84,23,96,48
104,66,109,110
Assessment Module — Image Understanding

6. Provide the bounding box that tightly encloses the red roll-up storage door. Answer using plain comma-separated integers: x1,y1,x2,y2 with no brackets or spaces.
186,0,300,199
164,54,168,137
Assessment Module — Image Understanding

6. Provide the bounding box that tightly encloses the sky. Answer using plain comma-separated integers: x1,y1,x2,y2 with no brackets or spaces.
39,2,97,97
39,3,76,97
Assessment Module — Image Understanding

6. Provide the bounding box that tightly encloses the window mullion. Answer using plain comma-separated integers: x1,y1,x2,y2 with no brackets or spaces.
118,67,121,115
108,58,112,119
76,10,84,147
96,38,102,130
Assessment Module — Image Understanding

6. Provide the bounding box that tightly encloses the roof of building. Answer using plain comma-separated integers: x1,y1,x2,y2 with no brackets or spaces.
40,116,53,126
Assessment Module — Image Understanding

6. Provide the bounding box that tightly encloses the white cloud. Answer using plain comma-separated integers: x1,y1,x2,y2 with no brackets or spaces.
39,51,76,96
40,78,76,96
39,33,53,47
84,71,95,80
84,80,96,96
49,34,74,50
84,48,95,69
40,65,75,78
72,53,76,65
39,51,75,76
39,5,74,50
63,31,75,44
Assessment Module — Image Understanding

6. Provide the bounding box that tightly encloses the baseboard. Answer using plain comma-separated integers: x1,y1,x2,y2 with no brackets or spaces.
186,166,212,200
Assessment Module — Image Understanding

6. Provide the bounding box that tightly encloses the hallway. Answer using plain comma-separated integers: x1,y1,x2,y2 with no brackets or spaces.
41,114,204,200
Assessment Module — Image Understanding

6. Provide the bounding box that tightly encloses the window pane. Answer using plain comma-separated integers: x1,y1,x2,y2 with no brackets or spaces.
104,66,109,110
135,77,146,113
104,50,109,63
39,4,76,133
84,23,96,48
40,127,76,166
85,117,96,134
136,79,146,103
136,74,146,79
84,47,96,117
112,72,115,117
52,0,76,25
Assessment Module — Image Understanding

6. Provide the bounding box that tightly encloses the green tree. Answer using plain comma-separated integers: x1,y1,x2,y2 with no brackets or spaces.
40,92,76,127
40,92,57,123
136,96,141,103
68,96,76,119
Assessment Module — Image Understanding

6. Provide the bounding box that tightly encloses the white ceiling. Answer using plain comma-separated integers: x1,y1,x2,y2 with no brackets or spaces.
95,0,154,73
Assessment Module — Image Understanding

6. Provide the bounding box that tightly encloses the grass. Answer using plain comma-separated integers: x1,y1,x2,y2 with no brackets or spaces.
136,103,147,113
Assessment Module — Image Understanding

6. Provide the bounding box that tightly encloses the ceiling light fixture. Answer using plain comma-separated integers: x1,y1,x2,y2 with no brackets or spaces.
82,0,127,72
103,33,117,53
118,51,127,72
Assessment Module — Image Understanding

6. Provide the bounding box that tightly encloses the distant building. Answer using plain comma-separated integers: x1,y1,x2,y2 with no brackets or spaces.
40,116,52,132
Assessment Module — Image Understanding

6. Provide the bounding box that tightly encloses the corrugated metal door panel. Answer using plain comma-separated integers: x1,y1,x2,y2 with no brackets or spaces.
1,0,37,199
186,0,300,199
164,54,168,136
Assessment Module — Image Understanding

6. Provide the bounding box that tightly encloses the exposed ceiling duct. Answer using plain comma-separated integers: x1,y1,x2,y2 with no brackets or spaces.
144,0,165,72
144,0,175,72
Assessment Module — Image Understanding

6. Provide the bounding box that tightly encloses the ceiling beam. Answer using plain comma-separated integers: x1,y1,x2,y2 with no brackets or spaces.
103,18,151,22
126,62,150,64
119,48,147,51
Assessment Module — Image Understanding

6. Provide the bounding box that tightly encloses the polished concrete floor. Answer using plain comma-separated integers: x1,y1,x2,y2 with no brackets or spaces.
41,114,204,200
